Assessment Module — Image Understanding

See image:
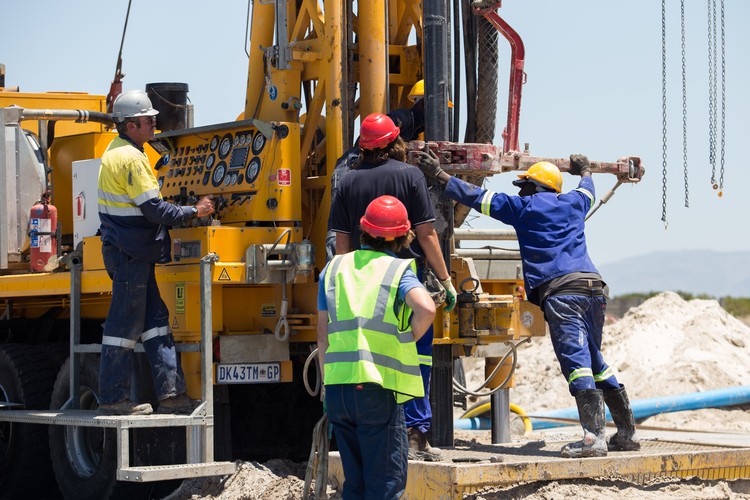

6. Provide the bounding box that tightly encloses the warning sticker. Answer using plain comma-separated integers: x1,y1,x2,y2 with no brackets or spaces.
262,304,276,318
277,168,291,186
172,317,179,330
218,268,231,281
175,283,185,314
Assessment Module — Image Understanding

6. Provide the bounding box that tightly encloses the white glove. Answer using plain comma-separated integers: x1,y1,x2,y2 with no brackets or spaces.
439,277,457,312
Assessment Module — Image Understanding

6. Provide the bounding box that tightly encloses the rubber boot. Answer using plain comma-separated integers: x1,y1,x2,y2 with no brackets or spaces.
603,384,641,451
407,427,442,462
560,389,607,458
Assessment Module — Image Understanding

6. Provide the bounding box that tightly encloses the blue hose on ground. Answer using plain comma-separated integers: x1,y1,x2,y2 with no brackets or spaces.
454,385,750,431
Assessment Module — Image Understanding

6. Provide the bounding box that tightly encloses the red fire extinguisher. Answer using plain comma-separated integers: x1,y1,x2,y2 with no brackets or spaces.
29,193,58,272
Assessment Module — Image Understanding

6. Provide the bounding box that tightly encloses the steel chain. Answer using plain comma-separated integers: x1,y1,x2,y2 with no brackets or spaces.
681,0,689,207
661,0,668,224
707,0,716,187
719,0,726,194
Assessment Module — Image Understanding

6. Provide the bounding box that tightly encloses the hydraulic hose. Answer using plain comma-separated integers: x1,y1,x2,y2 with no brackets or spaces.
459,400,533,435
303,348,321,397
451,337,530,397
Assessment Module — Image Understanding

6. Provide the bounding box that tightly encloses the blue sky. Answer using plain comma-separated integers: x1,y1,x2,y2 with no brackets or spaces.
3,0,748,266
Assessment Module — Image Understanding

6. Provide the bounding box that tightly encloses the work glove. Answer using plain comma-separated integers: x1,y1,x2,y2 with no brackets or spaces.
413,149,445,180
569,154,591,176
440,277,457,312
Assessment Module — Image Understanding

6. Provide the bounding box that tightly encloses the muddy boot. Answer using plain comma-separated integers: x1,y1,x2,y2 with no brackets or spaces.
561,389,607,458
407,427,443,462
603,384,641,451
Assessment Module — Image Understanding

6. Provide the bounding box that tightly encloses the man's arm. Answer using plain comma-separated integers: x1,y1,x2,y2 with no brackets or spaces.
316,311,328,383
335,232,352,255
404,286,436,341
414,222,456,311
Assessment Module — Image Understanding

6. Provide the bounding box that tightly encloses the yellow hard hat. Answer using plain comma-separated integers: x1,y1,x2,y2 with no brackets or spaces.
408,80,454,108
517,161,562,193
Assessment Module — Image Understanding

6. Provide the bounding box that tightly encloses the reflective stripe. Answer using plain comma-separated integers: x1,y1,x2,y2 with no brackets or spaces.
132,188,160,206
568,367,593,384
98,189,133,204
480,191,494,216
327,317,415,343
142,325,170,342
418,354,432,366
594,367,615,382
98,204,143,216
325,255,345,324
575,187,595,204
325,350,422,377
102,335,137,349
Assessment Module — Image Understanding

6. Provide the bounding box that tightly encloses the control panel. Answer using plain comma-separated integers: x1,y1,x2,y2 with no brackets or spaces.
150,120,301,225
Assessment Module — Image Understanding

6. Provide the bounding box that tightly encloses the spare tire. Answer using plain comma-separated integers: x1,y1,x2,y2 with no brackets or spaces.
0,343,59,497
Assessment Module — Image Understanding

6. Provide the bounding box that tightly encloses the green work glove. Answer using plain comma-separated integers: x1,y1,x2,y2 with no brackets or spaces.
414,149,445,180
569,154,591,176
440,277,457,312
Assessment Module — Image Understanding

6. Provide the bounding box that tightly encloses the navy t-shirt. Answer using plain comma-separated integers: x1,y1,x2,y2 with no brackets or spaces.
329,158,435,261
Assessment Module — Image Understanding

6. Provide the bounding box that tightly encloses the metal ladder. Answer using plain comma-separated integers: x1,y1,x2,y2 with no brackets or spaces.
0,253,235,482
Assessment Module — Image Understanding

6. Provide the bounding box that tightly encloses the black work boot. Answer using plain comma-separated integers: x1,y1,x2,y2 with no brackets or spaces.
407,427,442,462
603,384,641,451
561,389,607,458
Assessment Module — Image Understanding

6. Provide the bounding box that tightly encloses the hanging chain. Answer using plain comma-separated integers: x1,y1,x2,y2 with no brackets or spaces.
707,0,716,186
661,0,668,225
718,0,726,195
681,0,689,207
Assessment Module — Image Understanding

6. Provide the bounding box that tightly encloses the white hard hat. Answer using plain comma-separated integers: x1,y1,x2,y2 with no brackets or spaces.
112,90,159,123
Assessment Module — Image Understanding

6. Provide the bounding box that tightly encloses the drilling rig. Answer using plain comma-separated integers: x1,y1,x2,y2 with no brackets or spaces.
0,1,644,498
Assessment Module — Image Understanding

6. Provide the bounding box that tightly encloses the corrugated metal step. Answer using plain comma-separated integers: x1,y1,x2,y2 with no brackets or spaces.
117,461,236,482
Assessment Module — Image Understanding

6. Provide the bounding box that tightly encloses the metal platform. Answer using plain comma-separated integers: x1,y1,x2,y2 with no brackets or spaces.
0,408,212,428
328,434,750,499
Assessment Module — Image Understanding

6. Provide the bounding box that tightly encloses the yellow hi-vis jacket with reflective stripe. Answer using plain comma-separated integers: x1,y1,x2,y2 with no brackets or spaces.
324,250,424,404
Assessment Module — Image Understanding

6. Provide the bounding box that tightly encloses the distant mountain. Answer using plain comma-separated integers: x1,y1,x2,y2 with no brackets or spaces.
598,250,750,297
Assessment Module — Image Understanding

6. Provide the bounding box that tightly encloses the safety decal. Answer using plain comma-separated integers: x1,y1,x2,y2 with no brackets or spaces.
175,283,185,314
218,268,231,281
172,317,179,330
268,85,278,101
521,311,534,328
277,168,291,186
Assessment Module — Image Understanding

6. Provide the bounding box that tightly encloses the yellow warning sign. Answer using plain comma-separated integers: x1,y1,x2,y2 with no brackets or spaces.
218,268,231,281
175,283,185,314
172,317,179,330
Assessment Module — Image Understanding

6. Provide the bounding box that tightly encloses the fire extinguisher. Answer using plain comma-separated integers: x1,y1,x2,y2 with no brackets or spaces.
29,192,58,272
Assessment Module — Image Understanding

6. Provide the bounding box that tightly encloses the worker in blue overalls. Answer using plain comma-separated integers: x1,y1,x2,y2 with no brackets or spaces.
97,90,214,415
413,150,640,458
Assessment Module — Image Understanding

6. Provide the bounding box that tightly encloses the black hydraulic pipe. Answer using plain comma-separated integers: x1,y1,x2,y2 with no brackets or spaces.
461,1,477,143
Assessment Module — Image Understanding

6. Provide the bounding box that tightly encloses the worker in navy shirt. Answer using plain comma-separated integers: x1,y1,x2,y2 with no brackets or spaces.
413,150,640,459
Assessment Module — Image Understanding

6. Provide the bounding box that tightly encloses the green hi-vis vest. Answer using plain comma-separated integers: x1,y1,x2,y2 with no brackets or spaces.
324,250,424,403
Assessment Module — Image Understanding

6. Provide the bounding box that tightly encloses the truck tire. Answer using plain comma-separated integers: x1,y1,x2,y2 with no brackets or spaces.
0,343,60,497
49,355,153,500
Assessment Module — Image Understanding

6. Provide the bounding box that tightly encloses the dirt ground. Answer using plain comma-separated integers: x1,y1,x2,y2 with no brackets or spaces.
167,292,750,499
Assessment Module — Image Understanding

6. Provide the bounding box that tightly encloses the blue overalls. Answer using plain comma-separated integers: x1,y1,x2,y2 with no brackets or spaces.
444,175,620,396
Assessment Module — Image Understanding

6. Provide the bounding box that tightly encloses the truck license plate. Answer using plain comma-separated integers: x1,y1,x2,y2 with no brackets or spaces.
217,363,281,384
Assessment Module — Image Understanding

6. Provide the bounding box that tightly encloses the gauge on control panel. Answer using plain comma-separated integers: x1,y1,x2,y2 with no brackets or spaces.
243,133,252,146
245,157,261,184
212,162,227,187
210,135,219,152
161,153,171,166
233,135,240,147
218,133,233,159
251,131,266,155
206,153,215,170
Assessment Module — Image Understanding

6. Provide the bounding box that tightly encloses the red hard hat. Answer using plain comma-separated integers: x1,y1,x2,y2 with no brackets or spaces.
359,113,400,150
360,195,411,240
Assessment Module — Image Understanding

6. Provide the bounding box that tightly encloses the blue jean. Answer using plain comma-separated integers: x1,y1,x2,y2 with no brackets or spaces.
326,384,408,500
403,266,433,433
543,295,619,395
99,244,186,404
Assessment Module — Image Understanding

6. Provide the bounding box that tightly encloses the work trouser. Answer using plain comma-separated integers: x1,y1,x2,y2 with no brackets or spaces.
99,244,186,405
403,265,433,433
543,294,620,395
326,383,408,500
